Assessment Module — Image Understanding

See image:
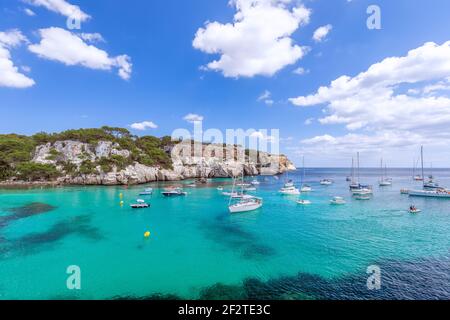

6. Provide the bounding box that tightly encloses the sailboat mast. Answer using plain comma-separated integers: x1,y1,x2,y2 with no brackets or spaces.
421,146,425,188
380,158,383,181
302,156,305,185
351,157,355,183
357,152,360,184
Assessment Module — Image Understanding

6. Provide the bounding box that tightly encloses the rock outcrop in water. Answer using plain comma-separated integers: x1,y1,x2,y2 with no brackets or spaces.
29,140,295,186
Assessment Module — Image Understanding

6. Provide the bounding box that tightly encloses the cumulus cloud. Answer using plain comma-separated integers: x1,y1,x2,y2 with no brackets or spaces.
289,41,450,164
130,121,158,131
24,0,90,21
312,24,332,42
183,113,204,123
28,27,132,80
293,67,309,75
193,0,311,78
0,29,35,88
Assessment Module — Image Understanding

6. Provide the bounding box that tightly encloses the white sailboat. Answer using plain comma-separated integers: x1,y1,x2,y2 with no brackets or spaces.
300,156,312,192
279,179,301,195
409,146,450,199
228,171,263,213
413,158,423,181
378,159,392,187
279,169,300,195
350,152,373,195
349,156,360,190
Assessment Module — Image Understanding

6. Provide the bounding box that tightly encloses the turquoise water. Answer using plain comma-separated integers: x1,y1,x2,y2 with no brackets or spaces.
1,169,450,300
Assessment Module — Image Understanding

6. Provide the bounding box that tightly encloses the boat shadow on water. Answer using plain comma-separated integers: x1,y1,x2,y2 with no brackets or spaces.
0,214,103,259
197,214,276,261
0,202,57,228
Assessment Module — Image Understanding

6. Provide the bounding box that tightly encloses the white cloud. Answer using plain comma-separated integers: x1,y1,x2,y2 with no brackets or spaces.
21,65,32,73
24,8,36,16
304,117,314,125
80,33,105,43
293,67,309,75
183,113,204,123
28,27,132,80
193,0,311,78
257,90,274,105
25,0,90,21
313,24,332,42
257,90,271,101
130,121,158,131
0,29,35,88
289,41,450,165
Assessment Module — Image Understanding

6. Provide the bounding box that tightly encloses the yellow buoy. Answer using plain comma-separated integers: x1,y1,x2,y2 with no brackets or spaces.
144,231,151,238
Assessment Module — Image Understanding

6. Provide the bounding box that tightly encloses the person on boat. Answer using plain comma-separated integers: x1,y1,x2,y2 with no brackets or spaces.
410,205,416,211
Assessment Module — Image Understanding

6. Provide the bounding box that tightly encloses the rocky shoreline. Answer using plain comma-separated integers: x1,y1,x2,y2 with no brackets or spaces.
1,139,296,187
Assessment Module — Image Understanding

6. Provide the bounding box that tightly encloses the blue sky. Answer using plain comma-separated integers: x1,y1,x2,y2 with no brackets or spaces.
1,0,450,167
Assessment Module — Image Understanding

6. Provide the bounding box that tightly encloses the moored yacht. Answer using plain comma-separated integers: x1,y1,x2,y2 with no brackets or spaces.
409,146,450,199
320,179,333,186
330,197,346,205
279,181,301,195
162,187,187,197
229,196,263,213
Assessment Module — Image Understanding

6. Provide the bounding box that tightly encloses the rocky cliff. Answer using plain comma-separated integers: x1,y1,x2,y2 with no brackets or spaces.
31,140,296,185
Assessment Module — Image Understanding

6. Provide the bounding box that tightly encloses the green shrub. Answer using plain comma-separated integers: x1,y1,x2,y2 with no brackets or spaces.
78,160,97,175
46,147,62,161
16,162,60,181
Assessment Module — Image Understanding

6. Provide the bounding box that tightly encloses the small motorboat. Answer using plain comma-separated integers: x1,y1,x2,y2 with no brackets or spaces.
217,186,224,191
330,197,346,205
139,188,153,195
301,185,312,192
162,187,187,197
236,182,252,187
279,186,301,195
351,186,373,195
379,179,392,187
244,187,257,192
130,199,150,209
409,206,421,214
297,199,311,205
354,194,372,201
320,179,333,186
251,179,260,185
229,196,263,214
187,183,197,188
424,180,440,190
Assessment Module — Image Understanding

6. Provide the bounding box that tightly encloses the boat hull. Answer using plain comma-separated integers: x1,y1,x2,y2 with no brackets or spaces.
409,190,450,198
162,192,187,197
229,202,263,213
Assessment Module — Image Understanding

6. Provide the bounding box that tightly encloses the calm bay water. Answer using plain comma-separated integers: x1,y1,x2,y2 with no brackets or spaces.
1,168,450,300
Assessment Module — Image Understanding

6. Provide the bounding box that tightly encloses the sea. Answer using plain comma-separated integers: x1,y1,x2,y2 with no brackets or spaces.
1,168,450,300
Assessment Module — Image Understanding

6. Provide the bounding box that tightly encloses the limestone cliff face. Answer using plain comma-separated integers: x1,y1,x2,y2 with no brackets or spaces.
32,140,296,185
